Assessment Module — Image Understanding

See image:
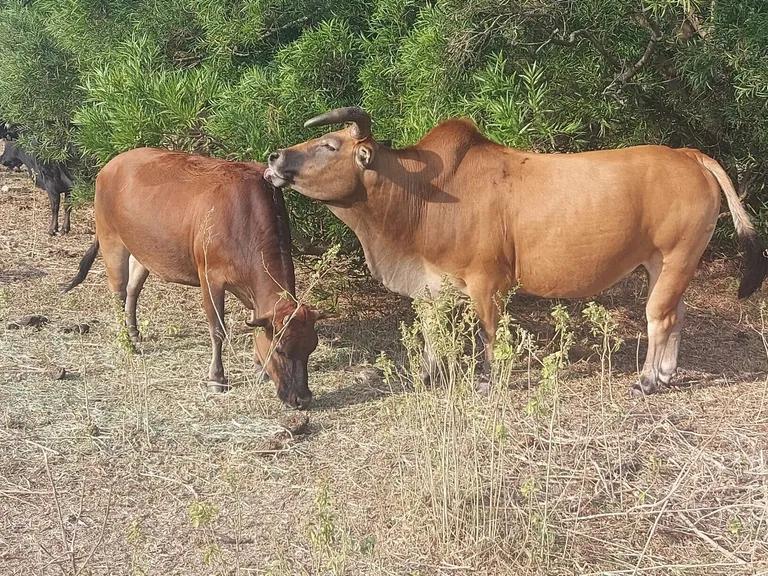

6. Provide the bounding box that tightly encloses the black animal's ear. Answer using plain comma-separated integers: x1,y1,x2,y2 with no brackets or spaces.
355,143,373,169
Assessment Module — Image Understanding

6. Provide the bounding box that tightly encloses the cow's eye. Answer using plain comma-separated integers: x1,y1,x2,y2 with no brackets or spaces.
321,142,337,151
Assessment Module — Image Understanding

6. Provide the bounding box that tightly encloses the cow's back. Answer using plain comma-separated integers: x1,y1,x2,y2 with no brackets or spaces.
94,148,278,288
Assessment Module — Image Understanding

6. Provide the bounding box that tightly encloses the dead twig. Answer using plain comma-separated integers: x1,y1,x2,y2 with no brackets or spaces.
43,450,75,575
676,511,747,565
73,484,113,576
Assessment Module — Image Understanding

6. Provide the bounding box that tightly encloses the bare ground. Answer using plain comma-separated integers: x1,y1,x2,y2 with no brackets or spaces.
1,167,768,575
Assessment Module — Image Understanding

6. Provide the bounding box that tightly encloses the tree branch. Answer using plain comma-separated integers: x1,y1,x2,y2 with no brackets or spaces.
616,12,663,83
547,27,589,46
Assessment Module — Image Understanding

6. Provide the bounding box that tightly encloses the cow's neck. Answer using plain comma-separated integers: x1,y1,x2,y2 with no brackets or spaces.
236,185,297,315
325,147,446,297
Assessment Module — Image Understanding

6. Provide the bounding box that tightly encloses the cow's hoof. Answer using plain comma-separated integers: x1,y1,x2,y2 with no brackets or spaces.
631,376,657,398
207,381,231,394
254,362,270,382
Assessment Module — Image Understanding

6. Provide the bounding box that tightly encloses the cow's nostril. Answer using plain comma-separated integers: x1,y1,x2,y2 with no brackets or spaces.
268,151,280,163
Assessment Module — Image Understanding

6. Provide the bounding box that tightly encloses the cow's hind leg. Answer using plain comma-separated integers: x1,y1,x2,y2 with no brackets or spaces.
634,256,694,396
125,255,150,346
100,238,136,351
47,187,60,235
200,274,228,393
60,190,71,234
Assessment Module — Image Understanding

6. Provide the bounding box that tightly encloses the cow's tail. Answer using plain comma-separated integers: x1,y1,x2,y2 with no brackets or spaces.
692,152,767,299
62,237,99,293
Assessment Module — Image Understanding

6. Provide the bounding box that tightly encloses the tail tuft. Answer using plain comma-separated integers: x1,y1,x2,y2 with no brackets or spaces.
737,235,768,299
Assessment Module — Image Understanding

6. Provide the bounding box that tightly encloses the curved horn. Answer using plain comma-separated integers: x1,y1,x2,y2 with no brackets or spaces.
303,106,371,140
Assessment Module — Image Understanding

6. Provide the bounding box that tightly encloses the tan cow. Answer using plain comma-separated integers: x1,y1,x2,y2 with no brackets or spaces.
266,107,767,396
64,148,325,408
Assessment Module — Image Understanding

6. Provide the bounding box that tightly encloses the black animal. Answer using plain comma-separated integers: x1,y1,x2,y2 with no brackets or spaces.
0,140,73,235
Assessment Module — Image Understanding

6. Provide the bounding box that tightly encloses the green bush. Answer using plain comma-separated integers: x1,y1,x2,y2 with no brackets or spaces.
0,0,766,248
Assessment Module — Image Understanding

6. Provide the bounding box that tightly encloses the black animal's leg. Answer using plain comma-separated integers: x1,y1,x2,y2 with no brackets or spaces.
61,190,71,234
47,187,60,235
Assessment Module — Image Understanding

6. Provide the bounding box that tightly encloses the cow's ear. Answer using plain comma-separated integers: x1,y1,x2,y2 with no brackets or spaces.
355,143,374,169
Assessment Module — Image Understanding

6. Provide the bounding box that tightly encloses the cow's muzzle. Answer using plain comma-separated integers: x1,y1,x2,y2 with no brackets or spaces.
265,151,293,188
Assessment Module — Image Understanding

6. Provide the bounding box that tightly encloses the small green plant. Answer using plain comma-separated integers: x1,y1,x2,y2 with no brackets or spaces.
187,500,225,570
395,283,517,554
112,297,136,354
403,280,479,392
583,301,623,396
307,482,350,575
126,518,147,576
187,500,219,529
308,483,337,550
201,543,222,566
165,323,181,337
374,351,396,385
525,304,573,418
728,515,743,537
358,534,376,555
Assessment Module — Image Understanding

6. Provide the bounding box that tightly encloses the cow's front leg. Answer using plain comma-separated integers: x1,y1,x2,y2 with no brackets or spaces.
200,277,229,393
469,287,500,396
420,331,439,387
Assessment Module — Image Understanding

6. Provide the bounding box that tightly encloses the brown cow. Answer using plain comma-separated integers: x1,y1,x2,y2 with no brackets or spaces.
64,148,325,408
266,107,767,396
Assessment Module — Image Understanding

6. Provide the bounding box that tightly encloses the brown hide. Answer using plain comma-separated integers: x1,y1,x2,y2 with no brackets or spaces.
66,148,320,408
268,113,767,395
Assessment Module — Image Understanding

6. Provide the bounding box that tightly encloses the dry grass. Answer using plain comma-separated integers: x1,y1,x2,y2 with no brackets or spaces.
1,167,768,575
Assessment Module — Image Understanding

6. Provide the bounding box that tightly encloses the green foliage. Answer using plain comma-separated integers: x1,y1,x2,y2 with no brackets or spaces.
1,0,767,246
0,1,82,160
187,499,219,528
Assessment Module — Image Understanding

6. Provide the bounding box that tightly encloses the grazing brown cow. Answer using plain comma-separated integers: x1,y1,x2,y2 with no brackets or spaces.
266,107,767,396
64,148,324,408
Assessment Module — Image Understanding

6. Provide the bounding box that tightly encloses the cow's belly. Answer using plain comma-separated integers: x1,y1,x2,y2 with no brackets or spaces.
515,243,650,298
119,232,200,286
132,246,199,285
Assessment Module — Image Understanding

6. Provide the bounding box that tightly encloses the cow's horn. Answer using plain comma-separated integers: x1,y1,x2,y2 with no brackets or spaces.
303,107,371,140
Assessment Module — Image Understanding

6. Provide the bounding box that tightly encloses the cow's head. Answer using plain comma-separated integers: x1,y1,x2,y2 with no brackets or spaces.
248,300,327,409
265,107,375,203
